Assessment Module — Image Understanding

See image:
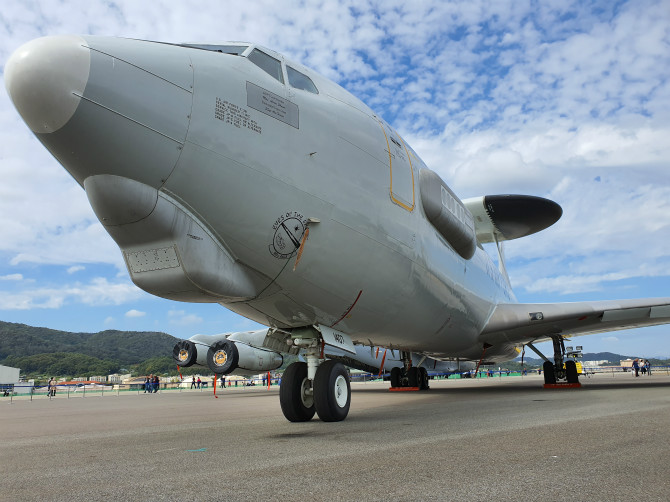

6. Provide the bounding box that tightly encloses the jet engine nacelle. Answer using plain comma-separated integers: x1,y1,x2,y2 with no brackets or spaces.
206,340,283,375
173,339,199,367
172,329,283,375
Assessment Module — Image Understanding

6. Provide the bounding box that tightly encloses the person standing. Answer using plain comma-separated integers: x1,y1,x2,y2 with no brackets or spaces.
48,377,55,397
220,375,226,389
144,376,150,393
197,377,201,389
633,359,640,377
191,376,196,389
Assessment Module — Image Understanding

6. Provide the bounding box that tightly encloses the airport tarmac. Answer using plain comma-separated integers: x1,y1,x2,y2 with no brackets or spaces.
2,372,669,502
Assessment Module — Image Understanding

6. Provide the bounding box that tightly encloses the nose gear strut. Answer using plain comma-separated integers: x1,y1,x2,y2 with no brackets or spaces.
279,327,352,422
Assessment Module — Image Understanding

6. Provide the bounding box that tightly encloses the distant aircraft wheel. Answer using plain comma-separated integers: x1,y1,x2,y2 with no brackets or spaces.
419,367,429,390
407,367,420,387
390,367,401,388
280,362,315,422
543,361,556,384
565,360,579,383
314,360,351,422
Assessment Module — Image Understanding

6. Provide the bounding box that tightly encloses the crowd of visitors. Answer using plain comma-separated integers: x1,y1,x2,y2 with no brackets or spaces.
144,374,160,393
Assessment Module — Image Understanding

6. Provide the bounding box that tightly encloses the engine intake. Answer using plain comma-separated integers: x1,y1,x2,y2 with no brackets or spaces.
206,340,283,375
207,341,239,375
173,340,197,367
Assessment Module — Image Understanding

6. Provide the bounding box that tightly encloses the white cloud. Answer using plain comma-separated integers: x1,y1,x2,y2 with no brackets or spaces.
125,309,146,318
168,309,203,326
0,277,144,310
104,316,114,324
602,336,619,344
67,266,85,274
0,274,23,281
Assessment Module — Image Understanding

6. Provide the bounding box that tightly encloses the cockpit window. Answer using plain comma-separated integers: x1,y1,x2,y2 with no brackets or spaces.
287,66,319,94
181,44,248,55
248,49,284,83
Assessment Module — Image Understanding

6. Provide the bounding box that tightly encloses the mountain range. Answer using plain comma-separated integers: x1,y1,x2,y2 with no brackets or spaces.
0,320,180,378
1,320,662,379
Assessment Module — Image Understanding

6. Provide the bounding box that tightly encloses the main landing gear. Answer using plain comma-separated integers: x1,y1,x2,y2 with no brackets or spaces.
528,336,580,387
389,351,430,390
279,331,351,422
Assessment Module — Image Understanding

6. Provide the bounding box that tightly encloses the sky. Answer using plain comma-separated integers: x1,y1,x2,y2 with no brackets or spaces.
0,0,669,357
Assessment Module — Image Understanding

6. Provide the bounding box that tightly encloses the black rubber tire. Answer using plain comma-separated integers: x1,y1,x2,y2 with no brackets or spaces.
565,360,579,383
543,361,556,384
314,360,351,422
407,367,420,387
419,367,429,390
206,341,239,375
390,367,402,388
172,340,197,367
279,362,315,422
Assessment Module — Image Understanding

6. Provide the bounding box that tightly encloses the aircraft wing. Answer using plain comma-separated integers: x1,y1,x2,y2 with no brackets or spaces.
480,298,670,347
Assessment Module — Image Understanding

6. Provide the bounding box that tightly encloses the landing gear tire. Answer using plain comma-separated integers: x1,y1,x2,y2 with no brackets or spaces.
543,361,556,384
280,362,315,422
314,360,351,422
407,367,420,387
390,367,401,388
419,367,429,390
565,360,579,383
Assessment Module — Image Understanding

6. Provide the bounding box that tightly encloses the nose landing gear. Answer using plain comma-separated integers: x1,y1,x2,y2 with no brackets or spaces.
279,330,351,422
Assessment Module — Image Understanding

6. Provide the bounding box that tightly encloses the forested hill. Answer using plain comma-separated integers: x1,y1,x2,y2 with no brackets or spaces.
0,321,179,376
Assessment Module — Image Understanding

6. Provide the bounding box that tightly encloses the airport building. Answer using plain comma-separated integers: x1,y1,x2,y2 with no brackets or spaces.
0,364,19,383
108,373,131,383
0,364,32,395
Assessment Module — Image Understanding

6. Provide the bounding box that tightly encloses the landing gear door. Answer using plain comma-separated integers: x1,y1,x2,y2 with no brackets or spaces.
318,325,357,354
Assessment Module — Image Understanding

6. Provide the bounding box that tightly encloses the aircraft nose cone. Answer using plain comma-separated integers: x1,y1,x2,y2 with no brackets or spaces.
5,35,90,134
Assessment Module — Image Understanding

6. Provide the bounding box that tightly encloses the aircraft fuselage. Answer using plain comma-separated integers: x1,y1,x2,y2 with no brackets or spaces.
6,36,517,361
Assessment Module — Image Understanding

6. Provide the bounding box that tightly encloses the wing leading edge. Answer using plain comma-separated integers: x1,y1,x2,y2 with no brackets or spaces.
480,298,670,347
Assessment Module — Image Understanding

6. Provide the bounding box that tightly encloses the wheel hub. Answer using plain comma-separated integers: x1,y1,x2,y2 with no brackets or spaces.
334,375,348,407
300,378,314,408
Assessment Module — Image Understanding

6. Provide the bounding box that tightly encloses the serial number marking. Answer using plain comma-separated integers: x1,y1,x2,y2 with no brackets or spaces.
215,97,262,134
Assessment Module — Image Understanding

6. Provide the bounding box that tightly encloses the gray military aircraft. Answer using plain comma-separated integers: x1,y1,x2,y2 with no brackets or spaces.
6,35,670,422
172,329,473,384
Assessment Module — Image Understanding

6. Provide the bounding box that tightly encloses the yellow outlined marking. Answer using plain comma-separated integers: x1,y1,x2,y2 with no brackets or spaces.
375,119,415,212
396,132,416,211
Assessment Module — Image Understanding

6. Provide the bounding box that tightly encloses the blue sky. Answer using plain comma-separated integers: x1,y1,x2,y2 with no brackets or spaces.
1,0,669,357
